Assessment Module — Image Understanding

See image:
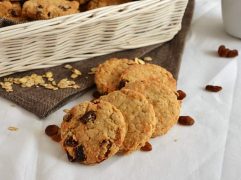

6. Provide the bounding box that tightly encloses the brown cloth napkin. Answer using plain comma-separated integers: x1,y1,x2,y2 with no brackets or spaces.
0,0,194,119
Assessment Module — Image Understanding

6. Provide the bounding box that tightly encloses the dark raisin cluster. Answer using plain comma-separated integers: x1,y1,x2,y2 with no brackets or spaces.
218,45,238,58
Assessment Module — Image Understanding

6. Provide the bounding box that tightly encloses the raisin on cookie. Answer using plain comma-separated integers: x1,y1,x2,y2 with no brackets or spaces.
100,89,157,154
119,63,177,91
22,0,80,20
95,58,136,94
123,78,181,137
61,100,126,164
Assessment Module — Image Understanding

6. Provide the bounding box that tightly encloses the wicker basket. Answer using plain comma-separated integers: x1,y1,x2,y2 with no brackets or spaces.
0,0,188,77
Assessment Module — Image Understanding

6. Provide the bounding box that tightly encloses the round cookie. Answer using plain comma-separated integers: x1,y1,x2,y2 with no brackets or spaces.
119,63,177,90
0,1,24,22
100,89,156,153
95,58,136,94
123,78,181,137
61,100,126,165
22,0,80,20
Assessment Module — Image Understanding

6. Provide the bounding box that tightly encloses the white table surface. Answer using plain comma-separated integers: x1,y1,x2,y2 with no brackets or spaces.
1,0,241,179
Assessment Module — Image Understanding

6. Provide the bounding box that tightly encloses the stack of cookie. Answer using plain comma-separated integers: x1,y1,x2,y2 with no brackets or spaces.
0,0,133,22
60,58,181,165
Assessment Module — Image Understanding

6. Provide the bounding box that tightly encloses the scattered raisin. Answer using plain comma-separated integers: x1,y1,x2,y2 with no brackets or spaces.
118,79,129,89
218,45,227,57
51,133,61,143
64,136,78,147
178,116,195,126
79,111,96,124
140,142,152,152
177,90,186,100
75,145,86,162
45,125,59,137
218,45,225,51
218,45,238,58
205,85,222,92
227,50,238,58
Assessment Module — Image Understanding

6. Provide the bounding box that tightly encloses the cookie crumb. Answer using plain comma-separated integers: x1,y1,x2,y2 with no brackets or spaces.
71,73,79,79
64,64,73,69
134,57,145,64
52,81,57,86
0,70,82,92
72,68,82,76
0,82,13,92
64,65,82,79
143,57,153,61
42,83,58,90
88,67,97,74
45,71,53,78
8,126,18,131
57,78,80,89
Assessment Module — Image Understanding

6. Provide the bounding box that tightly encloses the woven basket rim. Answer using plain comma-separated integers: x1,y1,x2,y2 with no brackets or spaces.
0,0,173,33
0,0,188,77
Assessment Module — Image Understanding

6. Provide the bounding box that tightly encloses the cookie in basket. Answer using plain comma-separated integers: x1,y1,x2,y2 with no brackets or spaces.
0,1,25,22
87,0,131,10
100,89,156,154
123,78,181,137
22,0,80,20
95,58,136,94
61,100,126,164
119,63,177,90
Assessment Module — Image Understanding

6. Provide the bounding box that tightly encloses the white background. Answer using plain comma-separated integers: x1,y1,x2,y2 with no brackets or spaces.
1,0,241,179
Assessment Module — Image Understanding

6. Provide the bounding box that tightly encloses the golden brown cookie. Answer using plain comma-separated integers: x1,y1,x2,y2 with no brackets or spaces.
61,100,126,165
119,63,177,90
0,1,24,22
87,0,131,10
123,78,181,137
95,58,136,94
22,0,80,20
100,89,156,153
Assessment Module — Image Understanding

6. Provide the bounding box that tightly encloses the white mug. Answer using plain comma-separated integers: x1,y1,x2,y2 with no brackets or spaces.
222,0,241,39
